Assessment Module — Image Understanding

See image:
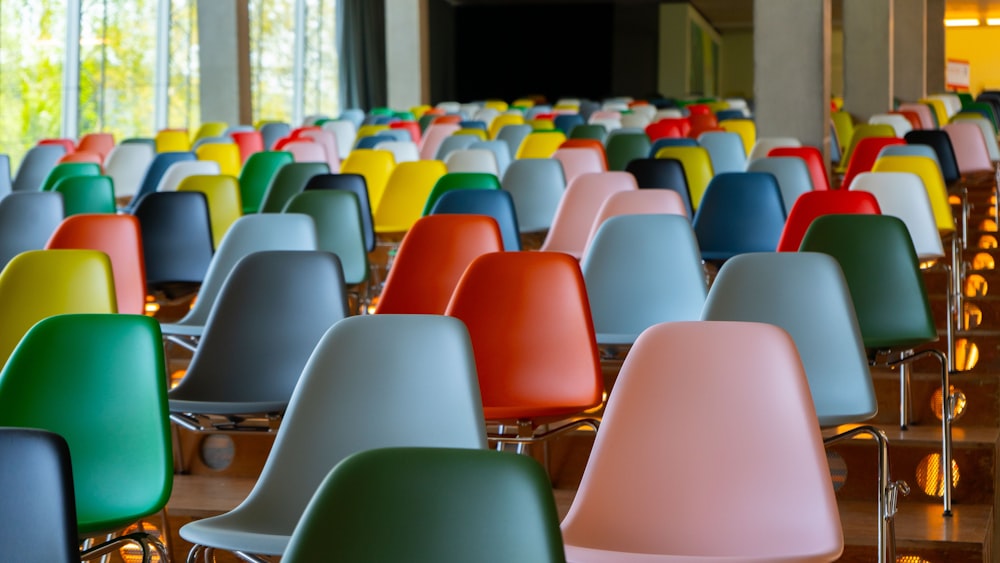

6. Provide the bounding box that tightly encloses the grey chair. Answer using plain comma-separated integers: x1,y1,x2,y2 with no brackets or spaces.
0,191,64,269
168,249,349,435
260,121,291,150
159,213,318,349
434,133,480,161
12,144,66,192
0,154,12,198
258,161,330,213
501,158,566,233
470,139,512,176
496,124,533,159
180,314,487,560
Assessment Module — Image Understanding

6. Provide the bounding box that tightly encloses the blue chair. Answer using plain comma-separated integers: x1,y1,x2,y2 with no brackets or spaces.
500,158,566,233
698,130,747,174
12,144,66,192
430,188,522,251
715,108,746,121
649,136,698,157
123,151,196,213
624,158,694,217
496,124,533,159
458,120,488,132
692,172,787,263
581,214,707,347
354,134,396,150
554,114,584,135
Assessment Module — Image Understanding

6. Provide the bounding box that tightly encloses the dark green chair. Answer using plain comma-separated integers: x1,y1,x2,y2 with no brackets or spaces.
39,162,102,192
258,161,329,213
0,314,172,561
800,213,953,516
238,150,294,213
568,123,608,143
421,171,500,216
52,174,116,216
605,131,652,171
283,447,566,563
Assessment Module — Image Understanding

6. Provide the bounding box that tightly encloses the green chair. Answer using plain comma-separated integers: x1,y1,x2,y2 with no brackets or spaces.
283,448,566,563
258,161,330,213
800,213,953,516
238,150,294,213
568,123,608,143
283,190,369,287
421,171,500,216
51,175,117,216
39,162,102,192
0,314,172,561
605,131,652,171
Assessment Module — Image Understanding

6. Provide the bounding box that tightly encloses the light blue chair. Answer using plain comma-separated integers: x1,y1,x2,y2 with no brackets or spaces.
501,158,566,233
470,140,512,176
496,124,533,159
746,155,815,211
698,130,747,174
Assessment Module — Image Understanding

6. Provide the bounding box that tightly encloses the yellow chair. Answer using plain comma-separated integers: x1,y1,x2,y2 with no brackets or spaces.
871,155,956,235
515,131,567,159
831,111,855,160
193,122,229,143
340,149,397,212
357,124,389,139
528,118,556,131
195,142,242,177
512,98,536,110
654,146,715,210
483,99,509,112
177,174,244,248
841,123,895,173
0,249,117,368
155,129,190,152
719,118,756,156
453,128,488,141
373,160,448,235
489,114,525,140
919,98,950,128
410,105,433,119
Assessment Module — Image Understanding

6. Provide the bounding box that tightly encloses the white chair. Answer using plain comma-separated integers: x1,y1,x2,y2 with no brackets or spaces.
154,160,221,192
103,143,155,198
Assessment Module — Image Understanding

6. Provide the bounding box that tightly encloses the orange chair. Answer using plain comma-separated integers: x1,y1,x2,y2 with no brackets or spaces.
374,214,503,315
230,130,264,164
57,150,103,167
76,133,115,161
840,136,905,189
445,251,603,450
45,214,146,315
775,190,882,252
768,145,831,191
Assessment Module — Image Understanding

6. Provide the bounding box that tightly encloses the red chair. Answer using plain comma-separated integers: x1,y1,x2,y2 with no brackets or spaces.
775,190,881,252
45,214,147,315
685,103,713,116
230,130,264,164
289,125,320,139
374,214,503,315
644,120,681,141
648,117,691,139
445,251,603,450
390,120,422,144
688,113,720,138
76,133,115,161
432,114,463,125
840,136,905,189
768,145,831,191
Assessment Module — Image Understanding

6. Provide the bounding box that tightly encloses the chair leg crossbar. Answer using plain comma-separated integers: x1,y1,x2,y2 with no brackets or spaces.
81,531,168,563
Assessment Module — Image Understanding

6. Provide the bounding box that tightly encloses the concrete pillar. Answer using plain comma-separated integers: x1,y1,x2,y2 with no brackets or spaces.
196,0,251,126
754,0,831,160
843,0,894,120
894,0,927,103
386,0,429,110
926,0,946,94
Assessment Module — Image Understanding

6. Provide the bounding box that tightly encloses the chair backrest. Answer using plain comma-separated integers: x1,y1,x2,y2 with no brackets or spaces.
746,155,815,211
871,154,955,233
40,162,102,193
445,251,603,421
180,314,487,552
767,145,830,191
299,129,341,171
898,102,936,129
469,139,512,176
581,214,707,345
0,428,80,562
605,132,652,171
283,447,566,563
103,143,155,199
76,132,115,161
176,174,243,248
419,123,462,160
551,147,606,185
501,158,567,233
260,121,292,150
0,154,10,198
539,171,637,259
283,190,369,285
154,159,221,193
373,160,448,234
132,191,215,286
0,314,172,535
799,214,937,350
302,173,376,253
429,188,522,251
375,139,420,164
698,130,747,174
869,113,913,137
747,135,801,162
692,172,787,262
943,121,994,175
434,133,480,161
496,123,533,157
230,130,265,164
52,174,117,216
237,151,294,214
123,151,196,212
624,158,694,217
339,149,396,212
443,147,499,175
375,214,503,314
718,118,756,154
258,161,330,213
652,146,713,210
848,171,946,261
703,252,877,426
195,142,241,176
560,321,842,561
840,135,906,189
775,189,881,252
568,123,608,142
0,192,65,269
951,113,1000,161
12,144,66,192
45,214,146,315
421,171,501,217
904,129,961,184
168,250,349,413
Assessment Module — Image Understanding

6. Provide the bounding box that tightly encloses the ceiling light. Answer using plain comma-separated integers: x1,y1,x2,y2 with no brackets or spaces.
945,18,981,27
987,18,1000,26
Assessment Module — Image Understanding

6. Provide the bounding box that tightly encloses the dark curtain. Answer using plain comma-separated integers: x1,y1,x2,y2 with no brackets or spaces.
337,0,387,111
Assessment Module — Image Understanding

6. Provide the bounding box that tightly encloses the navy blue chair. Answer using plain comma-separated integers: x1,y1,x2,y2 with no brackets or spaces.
354,134,396,150
132,191,215,292
429,188,522,251
554,114,584,135
624,158,694,218
692,171,787,263
904,130,961,185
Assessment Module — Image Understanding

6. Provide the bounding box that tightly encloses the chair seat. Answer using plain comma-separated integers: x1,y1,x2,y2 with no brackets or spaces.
159,323,204,337
484,404,597,422
168,399,287,416
180,513,290,556
565,545,832,563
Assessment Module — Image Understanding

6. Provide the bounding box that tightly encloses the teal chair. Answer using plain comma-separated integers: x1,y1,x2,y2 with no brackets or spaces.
284,190,370,291
39,162,102,192
800,213,952,518
702,251,904,562
51,175,116,216
421,171,500,216
0,314,172,561
238,150,294,213
283,447,566,563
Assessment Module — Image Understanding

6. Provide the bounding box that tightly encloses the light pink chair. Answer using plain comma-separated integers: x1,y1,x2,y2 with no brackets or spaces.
283,139,328,165
539,171,637,259
561,321,843,563
299,129,341,172
552,147,607,185
418,123,461,161
897,102,935,129
582,189,688,256
943,121,994,175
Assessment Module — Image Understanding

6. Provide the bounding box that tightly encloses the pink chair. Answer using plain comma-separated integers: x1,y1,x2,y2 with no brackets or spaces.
943,121,994,175
552,147,606,185
897,102,936,129
583,189,688,256
283,139,328,164
299,129,341,172
539,171,637,259
561,321,843,563
418,123,461,161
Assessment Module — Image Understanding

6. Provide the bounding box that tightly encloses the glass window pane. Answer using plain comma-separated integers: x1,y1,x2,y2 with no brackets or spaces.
168,0,199,131
303,0,338,121
249,0,296,125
